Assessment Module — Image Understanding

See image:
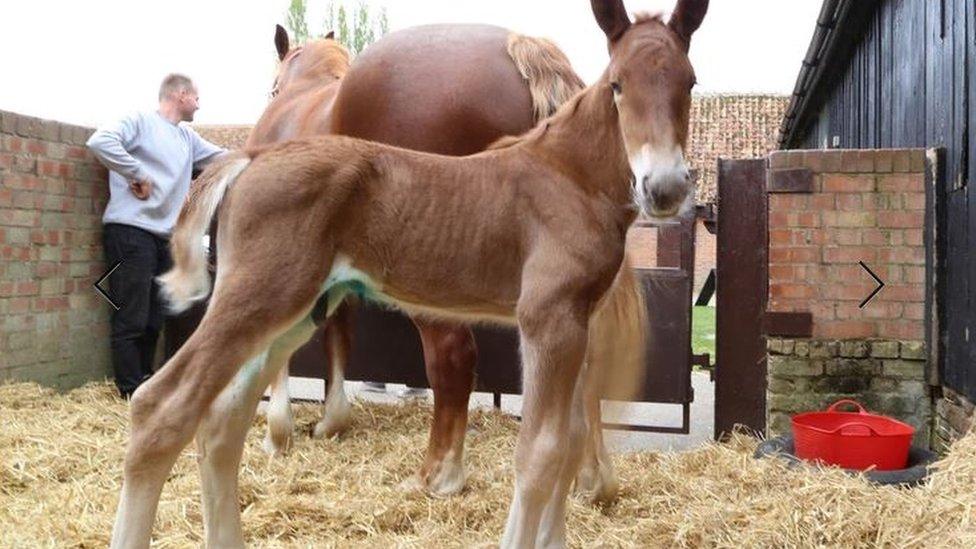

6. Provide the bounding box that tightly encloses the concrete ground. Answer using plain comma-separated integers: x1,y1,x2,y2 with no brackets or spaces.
271,371,714,453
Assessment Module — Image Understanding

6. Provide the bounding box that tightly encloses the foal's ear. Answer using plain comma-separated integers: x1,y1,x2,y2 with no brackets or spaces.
591,0,631,44
275,24,290,61
668,0,709,49
324,30,335,40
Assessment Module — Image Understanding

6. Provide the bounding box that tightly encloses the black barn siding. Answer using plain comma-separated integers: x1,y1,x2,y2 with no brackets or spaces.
786,0,974,402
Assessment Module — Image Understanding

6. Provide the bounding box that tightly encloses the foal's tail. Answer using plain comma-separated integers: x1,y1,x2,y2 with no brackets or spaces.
157,153,252,314
587,256,649,402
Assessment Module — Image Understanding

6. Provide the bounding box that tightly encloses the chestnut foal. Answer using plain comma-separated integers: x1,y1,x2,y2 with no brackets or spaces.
111,1,707,547
254,23,598,500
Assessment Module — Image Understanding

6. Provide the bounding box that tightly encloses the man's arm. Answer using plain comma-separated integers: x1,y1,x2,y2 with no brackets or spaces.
86,113,152,182
189,129,226,171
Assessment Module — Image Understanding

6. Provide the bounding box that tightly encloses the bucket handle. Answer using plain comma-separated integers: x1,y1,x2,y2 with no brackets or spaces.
827,399,868,414
831,422,879,436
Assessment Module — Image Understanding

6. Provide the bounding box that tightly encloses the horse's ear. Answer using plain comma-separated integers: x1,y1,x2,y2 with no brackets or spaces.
591,0,631,43
668,0,709,49
275,24,290,61
324,30,335,40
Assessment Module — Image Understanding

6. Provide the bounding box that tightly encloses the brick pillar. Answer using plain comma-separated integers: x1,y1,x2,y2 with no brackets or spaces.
764,149,932,446
0,110,111,389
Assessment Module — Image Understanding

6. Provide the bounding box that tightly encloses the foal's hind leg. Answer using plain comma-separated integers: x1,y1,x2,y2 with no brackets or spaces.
197,317,316,547
313,301,354,439
408,319,476,497
111,263,329,548
263,360,295,456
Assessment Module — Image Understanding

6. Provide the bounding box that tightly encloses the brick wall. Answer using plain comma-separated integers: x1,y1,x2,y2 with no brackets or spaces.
764,148,933,446
767,149,926,340
0,110,111,389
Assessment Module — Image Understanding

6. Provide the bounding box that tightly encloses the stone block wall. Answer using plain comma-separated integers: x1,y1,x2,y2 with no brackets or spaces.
764,148,933,446
0,110,111,389
767,337,930,444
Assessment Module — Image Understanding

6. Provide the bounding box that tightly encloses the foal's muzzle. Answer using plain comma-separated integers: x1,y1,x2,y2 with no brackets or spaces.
642,167,693,219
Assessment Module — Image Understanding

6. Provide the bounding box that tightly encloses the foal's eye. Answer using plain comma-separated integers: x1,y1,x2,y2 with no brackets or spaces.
610,82,622,95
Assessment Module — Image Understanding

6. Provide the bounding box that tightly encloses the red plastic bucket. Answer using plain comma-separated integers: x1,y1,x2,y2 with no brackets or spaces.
791,399,915,471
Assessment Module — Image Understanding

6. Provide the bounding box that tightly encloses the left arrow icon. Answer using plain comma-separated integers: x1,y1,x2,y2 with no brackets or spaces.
93,260,123,311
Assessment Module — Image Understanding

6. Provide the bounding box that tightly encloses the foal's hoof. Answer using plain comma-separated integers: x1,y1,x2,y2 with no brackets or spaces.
262,431,292,458
574,466,619,504
312,416,351,440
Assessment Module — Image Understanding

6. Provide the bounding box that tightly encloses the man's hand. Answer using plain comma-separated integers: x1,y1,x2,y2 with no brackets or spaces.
128,178,152,200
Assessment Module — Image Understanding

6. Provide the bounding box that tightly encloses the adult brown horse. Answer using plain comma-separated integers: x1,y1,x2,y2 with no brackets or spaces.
252,23,620,502
112,1,708,546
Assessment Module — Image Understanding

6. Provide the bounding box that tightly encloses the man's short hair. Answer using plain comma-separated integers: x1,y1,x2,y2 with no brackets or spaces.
159,73,195,101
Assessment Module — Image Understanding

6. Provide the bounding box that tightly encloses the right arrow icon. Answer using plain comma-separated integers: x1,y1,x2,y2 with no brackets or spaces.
858,261,885,309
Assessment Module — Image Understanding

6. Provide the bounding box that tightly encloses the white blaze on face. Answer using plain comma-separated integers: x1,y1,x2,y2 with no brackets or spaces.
628,142,691,218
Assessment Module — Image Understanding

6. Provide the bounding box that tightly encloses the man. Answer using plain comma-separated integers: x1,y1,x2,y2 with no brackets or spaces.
87,73,225,398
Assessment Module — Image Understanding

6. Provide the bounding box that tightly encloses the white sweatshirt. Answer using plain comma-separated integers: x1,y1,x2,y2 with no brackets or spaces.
86,110,224,237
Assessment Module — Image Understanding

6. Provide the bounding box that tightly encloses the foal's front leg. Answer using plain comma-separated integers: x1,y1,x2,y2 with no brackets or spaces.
573,358,619,504
537,370,588,547
197,318,317,547
501,298,589,549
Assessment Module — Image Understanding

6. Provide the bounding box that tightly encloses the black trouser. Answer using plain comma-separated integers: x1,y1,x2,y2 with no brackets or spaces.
102,223,173,397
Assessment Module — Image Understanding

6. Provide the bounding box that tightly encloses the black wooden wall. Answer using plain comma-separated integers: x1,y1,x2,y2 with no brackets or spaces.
788,0,974,402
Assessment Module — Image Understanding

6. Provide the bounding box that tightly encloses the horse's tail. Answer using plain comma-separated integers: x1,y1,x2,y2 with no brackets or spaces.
157,152,251,314
587,256,649,403
506,32,585,121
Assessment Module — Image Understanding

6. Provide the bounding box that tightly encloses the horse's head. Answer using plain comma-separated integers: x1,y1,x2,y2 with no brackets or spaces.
270,24,349,100
592,0,707,220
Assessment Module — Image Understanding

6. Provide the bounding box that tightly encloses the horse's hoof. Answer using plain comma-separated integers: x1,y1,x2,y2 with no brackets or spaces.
419,460,466,498
397,474,426,493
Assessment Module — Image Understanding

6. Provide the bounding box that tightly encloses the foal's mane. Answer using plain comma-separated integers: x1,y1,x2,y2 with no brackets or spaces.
486,91,588,151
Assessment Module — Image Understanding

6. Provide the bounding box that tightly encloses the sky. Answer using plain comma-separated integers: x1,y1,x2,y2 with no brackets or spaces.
0,0,823,128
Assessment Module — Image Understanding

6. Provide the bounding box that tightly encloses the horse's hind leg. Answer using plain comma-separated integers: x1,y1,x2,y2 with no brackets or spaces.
313,301,354,439
197,317,317,547
111,257,330,548
263,359,295,456
409,319,476,497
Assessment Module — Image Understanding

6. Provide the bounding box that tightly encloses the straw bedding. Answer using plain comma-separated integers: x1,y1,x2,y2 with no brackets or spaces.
1,381,974,547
